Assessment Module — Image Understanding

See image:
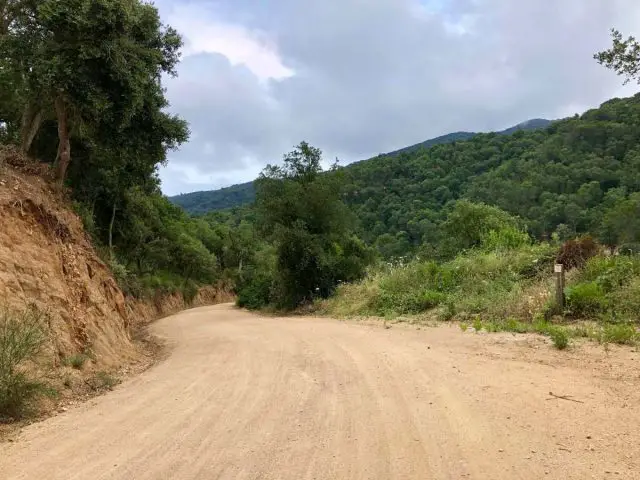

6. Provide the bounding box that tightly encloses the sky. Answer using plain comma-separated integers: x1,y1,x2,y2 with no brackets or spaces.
154,0,640,196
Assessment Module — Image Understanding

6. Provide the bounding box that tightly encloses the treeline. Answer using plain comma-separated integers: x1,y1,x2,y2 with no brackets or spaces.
0,0,241,299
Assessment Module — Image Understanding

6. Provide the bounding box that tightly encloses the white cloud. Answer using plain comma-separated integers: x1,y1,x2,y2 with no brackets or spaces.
163,3,293,81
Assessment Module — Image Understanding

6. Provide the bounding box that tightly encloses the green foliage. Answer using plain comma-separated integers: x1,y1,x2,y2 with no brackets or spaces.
549,327,570,350
441,200,526,255
480,226,531,252
472,317,483,332
0,0,233,302
252,142,372,309
0,305,49,419
565,282,608,317
171,93,640,262
595,29,640,85
171,182,255,214
322,238,555,320
566,255,640,320
599,323,639,346
169,120,551,216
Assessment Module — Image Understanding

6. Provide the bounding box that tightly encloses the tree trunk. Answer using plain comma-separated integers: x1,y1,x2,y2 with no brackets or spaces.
20,105,42,154
54,96,71,184
108,201,117,260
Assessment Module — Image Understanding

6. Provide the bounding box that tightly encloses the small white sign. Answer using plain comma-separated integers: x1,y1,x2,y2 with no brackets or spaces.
554,264,563,273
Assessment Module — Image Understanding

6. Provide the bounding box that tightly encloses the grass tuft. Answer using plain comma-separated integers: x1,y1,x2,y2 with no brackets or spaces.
63,353,89,370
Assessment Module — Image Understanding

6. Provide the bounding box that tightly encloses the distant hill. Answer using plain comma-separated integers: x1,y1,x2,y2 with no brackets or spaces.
169,118,551,215
382,119,551,157
170,182,255,215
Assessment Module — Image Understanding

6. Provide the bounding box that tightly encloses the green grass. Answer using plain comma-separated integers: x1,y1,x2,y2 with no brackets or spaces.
320,243,555,320
599,323,639,346
320,246,640,349
548,327,569,350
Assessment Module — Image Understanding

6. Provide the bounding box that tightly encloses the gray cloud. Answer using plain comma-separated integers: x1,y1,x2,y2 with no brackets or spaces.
158,0,640,195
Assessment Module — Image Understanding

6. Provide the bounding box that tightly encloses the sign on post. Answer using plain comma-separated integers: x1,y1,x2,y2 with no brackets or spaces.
554,263,565,311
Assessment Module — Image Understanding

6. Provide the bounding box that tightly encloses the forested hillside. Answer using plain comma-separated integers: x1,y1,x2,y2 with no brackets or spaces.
174,94,640,260
169,118,551,214
344,94,640,256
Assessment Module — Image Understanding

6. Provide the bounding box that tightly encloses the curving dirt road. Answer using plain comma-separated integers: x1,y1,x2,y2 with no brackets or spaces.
1,304,640,479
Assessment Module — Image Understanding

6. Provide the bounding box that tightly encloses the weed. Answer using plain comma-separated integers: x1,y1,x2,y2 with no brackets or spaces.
565,281,607,317
63,353,89,370
599,323,638,346
87,371,120,391
484,321,501,333
548,327,570,350
0,305,49,419
472,317,483,332
459,322,469,332
504,318,530,334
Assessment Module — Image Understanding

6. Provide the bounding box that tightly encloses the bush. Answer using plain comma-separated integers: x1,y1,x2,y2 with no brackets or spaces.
565,281,608,317
64,353,88,370
374,289,445,315
600,324,638,345
481,226,530,252
237,273,273,310
556,236,599,270
0,305,49,419
72,201,97,239
549,327,569,350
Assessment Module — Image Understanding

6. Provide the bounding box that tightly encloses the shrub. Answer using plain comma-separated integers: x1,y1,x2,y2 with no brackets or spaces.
72,201,97,239
549,327,569,350
64,353,88,370
481,226,530,252
86,371,120,391
180,280,199,305
600,324,638,345
237,272,273,310
0,305,49,419
578,256,640,288
556,236,599,270
565,281,608,317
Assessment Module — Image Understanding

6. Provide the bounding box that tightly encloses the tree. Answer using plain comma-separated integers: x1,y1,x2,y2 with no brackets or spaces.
595,29,640,84
253,142,371,308
1,0,182,183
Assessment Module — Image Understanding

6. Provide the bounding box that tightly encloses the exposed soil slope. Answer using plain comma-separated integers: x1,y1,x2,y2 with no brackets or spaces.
1,304,638,480
0,150,136,367
0,149,233,374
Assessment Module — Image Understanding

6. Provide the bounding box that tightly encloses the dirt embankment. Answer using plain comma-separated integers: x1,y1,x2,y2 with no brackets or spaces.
0,149,232,397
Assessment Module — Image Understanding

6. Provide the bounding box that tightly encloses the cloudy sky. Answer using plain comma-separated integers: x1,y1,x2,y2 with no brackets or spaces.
154,0,640,196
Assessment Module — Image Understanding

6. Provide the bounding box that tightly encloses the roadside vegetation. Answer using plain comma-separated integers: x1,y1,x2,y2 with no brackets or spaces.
0,305,51,420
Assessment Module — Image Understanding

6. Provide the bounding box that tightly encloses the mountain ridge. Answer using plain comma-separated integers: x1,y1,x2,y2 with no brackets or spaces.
169,118,552,215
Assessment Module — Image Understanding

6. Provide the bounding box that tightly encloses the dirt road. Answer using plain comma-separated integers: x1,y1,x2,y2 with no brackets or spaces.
1,305,639,479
